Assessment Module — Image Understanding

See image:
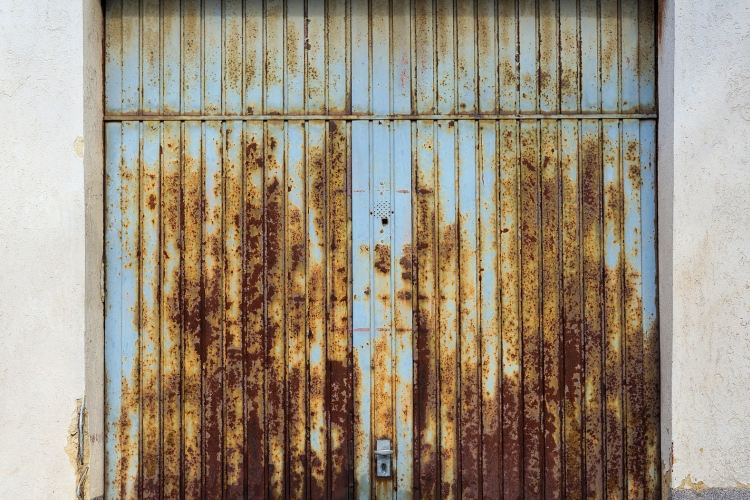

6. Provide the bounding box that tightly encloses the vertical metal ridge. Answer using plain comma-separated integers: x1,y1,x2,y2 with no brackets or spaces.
622,118,645,497
140,119,162,498
457,120,481,497
222,119,245,496
478,119,500,497
159,119,182,498
415,119,439,496
540,118,564,499
306,120,329,497
351,119,371,498
499,118,522,499
602,118,625,497
640,119,659,497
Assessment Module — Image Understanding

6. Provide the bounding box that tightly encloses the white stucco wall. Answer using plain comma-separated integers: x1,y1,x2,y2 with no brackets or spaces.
662,0,750,492
0,1,101,498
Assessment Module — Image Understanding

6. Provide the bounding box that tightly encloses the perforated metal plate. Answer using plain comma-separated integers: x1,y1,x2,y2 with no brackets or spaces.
371,199,392,219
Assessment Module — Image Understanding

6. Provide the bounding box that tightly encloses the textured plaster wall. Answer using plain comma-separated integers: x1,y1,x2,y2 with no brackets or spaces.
664,0,750,491
0,1,101,497
2,0,750,497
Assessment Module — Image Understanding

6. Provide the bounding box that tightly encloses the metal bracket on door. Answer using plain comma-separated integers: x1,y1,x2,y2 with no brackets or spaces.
374,439,393,478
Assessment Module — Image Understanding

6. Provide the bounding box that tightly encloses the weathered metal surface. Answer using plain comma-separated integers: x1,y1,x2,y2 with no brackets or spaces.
103,0,660,119
104,0,659,497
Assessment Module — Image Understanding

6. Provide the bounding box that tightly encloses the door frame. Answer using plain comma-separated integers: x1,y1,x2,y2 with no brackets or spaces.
82,2,674,498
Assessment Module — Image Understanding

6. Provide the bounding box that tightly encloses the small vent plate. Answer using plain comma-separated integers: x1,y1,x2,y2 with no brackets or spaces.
371,199,392,219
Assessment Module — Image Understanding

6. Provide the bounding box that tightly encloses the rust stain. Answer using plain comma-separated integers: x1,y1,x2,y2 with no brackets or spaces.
374,243,391,274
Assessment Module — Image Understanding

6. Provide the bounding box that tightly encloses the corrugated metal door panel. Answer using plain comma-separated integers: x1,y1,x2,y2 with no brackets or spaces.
104,1,659,498
106,119,354,498
104,0,657,118
352,120,415,497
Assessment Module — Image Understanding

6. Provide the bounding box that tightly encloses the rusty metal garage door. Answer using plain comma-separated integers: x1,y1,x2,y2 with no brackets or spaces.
104,0,658,498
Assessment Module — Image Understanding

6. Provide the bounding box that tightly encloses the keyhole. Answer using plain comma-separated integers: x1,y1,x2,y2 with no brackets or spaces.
381,463,386,473
381,217,388,225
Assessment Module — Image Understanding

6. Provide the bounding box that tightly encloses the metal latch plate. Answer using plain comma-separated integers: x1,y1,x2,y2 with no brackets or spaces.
374,439,392,478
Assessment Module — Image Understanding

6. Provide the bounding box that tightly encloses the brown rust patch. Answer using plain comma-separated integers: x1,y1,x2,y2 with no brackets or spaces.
147,193,157,210
373,243,391,274
399,243,413,282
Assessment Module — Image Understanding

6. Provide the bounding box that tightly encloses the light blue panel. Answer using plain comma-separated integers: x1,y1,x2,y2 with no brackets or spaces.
306,121,326,463
603,120,621,271
640,119,659,491
478,120,500,411
351,0,370,114
142,0,161,113
623,120,642,358
518,0,538,112
371,120,393,499
162,0,181,113
139,122,162,493
435,0,455,114
457,120,480,488
436,119,458,489
458,119,479,341
392,0,412,114
121,0,140,112
204,0,222,114
621,0,640,113
580,0,600,112
415,0,435,114
351,120,372,498
437,121,457,302
287,121,305,229
601,0,620,111
327,0,348,112
498,0,519,112
392,121,413,498
104,0,122,114
371,0,390,115
286,0,305,113
223,0,244,114
265,0,284,113
539,0,559,113
477,0,498,113
204,121,222,271
122,121,141,495
306,121,326,292
456,0,476,113
640,120,658,350
140,120,161,407
104,123,122,496
639,0,656,112
244,0,264,114
305,1,326,113
182,0,202,113
623,121,641,274
498,119,520,385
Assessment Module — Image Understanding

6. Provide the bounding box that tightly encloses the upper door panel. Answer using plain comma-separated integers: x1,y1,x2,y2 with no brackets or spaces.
105,0,657,117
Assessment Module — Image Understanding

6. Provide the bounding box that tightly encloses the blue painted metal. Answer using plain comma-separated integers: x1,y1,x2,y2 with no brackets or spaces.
436,119,458,497
351,119,372,498
103,0,659,497
392,121,414,499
